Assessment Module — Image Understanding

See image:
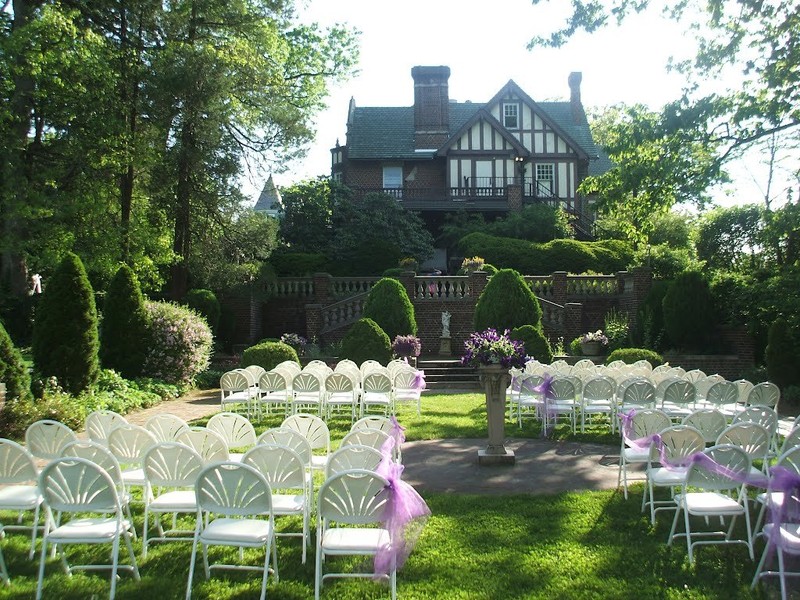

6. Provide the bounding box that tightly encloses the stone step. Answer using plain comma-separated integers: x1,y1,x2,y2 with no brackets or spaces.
417,357,480,391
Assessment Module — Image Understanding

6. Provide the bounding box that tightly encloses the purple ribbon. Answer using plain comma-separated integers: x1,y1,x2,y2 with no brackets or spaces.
373,431,430,577
389,415,406,449
412,370,427,391
533,373,556,437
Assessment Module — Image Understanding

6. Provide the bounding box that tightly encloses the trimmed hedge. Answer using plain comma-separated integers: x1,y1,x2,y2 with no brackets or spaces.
0,320,31,402
31,252,100,395
241,341,299,371
184,288,221,332
101,264,149,379
510,325,553,364
339,318,392,365
766,318,799,389
474,269,542,331
270,251,329,276
362,278,417,340
662,271,716,352
605,348,664,368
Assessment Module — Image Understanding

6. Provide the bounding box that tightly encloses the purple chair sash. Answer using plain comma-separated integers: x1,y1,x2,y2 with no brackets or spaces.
533,373,555,437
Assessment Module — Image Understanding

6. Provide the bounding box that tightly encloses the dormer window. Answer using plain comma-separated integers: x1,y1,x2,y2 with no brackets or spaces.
503,103,519,129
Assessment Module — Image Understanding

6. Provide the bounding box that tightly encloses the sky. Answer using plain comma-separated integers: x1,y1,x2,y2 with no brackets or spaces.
243,0,792,208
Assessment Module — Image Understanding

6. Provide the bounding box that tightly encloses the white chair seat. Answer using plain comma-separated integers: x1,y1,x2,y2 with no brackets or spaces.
150,490,196,512
623,447,650,462
121,468,146,487
321,527,389,553
48,517,132,542
271,494,305,514
763,523,800,549
199,517,272,546
0,485,41,509
756,491,785,508
678,491,746,514
649,467,688,487
311,455,328,470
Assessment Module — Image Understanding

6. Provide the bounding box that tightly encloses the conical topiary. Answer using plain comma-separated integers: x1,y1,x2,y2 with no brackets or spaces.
662,270,715,352
766,318,799,390
339,318,392,365
0,319,31,402
101,264,149,378
474,268,542,331
32,252,100,394
362,278,417,341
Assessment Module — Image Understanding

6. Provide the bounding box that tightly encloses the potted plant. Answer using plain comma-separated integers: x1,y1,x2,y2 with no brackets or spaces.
580,330,609,356
392,334,422,367
462,328,527,464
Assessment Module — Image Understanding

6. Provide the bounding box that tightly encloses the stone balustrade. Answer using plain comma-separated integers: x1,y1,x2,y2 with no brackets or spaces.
414,276,470,300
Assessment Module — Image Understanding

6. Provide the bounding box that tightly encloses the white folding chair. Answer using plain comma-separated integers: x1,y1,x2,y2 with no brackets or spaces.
282,413,330,473
517,374,544,428
207,412,257,461
315,469,394,600
243,444,311,563
325,444,384,478
393,370,423,416
351,415,394,434
107,423,158,493
681,409,728,445
25,420,77,461
0,439,46,559
258,370,292,417
324,372,359,422
717,422,772,476
734,406,780,456
141,442,204,558
580,375,616,433
668,444,754,564
703,380,741,418
36,457,140,600
144,413,190,443
175,427,229,464
618,409,671,500
219,370,252,415
361,372,393,417
747,381,780,410
291,372,324,415
85,410,128,448
186,462,278,600
340,428,392,454
660,379,696,421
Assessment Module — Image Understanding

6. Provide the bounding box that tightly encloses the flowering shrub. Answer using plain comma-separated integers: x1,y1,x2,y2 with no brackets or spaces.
393,334,422,358
460,256,485,273
280,333,308,356
142,301,213,385
581,330,609,346
461,328,527,369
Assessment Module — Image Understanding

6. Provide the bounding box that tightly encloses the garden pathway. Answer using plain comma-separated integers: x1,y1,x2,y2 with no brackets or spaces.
123,389,623,495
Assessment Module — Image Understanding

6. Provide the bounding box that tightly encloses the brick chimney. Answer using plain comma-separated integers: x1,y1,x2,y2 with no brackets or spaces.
411,66,450,149
568,71,584,124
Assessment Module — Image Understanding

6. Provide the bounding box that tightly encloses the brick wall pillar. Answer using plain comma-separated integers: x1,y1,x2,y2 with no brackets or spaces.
564,302,583,343
551,271,568,305
313,273,332,304
305,303,323,343
469,270,489,305
399,271,416,301
507,183,522,213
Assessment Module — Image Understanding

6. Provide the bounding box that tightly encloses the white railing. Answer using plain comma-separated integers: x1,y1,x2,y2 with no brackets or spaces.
331,277,379,298
266,278,314,298
415,276,470,300
567,275,619,296
321,293,368,333
525,276,554,299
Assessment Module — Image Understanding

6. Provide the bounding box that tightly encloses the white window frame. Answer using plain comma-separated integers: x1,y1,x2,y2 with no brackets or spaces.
535,163,554,196
382,165,403,199
503,103,519,129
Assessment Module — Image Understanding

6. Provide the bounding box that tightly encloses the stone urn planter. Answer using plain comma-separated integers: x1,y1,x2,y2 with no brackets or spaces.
477,364,515,465
581,341,603,356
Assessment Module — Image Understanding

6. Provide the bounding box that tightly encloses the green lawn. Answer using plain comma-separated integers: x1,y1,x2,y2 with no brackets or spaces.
0,393,773,599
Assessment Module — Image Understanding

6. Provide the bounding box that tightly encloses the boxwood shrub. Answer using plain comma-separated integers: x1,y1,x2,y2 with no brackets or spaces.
184,288,221,332
362,277,417,340
474,269,542,331
605,348,664,368
339,318,392,365
510,325,553,364
241,341,299,371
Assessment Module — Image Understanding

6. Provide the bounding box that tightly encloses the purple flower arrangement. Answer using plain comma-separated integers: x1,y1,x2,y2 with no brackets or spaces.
280,333,308,355
392,334,422,358
461,328,528,369
580,330,609,346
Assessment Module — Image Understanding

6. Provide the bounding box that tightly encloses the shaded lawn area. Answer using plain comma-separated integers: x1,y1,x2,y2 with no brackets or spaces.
0,393,773,598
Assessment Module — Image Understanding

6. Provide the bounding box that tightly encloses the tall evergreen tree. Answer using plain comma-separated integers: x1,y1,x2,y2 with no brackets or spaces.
32,252,100,394
101,264,149,378
0,319,31,402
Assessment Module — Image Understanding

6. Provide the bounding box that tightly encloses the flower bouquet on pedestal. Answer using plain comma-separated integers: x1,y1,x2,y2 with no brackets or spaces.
580,330,608,356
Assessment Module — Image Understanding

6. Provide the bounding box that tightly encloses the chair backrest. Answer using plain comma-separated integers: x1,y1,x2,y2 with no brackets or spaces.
39,457,120,513
144,413,190,443
207,412,257,450
363,372,392,394
242,444,306,490
175,427,229,463
393,370,421,392
681,409,728,444
325,372,355,394
621,380,656,407
340,428,391,451
632,359,653,372
336,359,358,371
107,423,158,464
196,462,272,517
318,469,390,525
0,438,38,484
334,364,361,387
550,377,577,401
85,410,128,445
662,379,696,407
25,420,78,460
733,379,755,404
360,360,383,377
774,445,800,476
61,440,125,488
686,444,750,491
652,364,672,375
733,405,778,436
683,369,707,383
652,425,705,463
143,442,204,488
243,364,266,382
351,416,394,434
747,382,780,409
275,360,301,377
282,413,330,454
716,422,770,461
581,376,615,402
325,444,384,478
256,427,312,465
624,409,671,441
705,380,739,407
781,427,800,454
220,370,249,393
519,374,545,398
259,370,289,394
235,368,257,388
292,372,322,393
574,359,596,370
606,360,626,369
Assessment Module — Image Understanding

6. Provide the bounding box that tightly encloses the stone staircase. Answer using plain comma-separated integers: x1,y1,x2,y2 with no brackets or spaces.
418,357,481,392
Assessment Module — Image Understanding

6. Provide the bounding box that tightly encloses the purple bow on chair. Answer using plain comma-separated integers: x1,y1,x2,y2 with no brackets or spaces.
412,370,426,391
533,373,556,437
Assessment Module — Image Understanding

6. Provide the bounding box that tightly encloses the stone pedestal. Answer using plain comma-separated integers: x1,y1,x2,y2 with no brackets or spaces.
439,336,451,356
477,364,515,465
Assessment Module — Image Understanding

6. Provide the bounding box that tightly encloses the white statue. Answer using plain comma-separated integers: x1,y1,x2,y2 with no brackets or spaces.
441,311,451,338
31,273,42,295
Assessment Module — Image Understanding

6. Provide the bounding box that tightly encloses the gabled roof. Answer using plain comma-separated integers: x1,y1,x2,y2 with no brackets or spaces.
345,82,599,161
436,107,528,157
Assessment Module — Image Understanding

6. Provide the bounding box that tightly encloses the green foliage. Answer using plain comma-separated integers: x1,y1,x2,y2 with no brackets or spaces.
542,239,598,273
0,320,31,402
569,336,583,356
510,325,553,363
632,280,670,351
482,263,498,275
662,271,716,351
695,204,763,272
141,301,212,385
278,176,339,252
362,278,417,340
634,244,702,279
101,265,149,379
183,289,221,332
603,308,630,352
765,318,800,389
31,252,100,395
605,348,664,368
709,271,754,327
339,318,392,365
474,269,542,331
241,341,299,371
331,237,403,276
269,250,329,276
